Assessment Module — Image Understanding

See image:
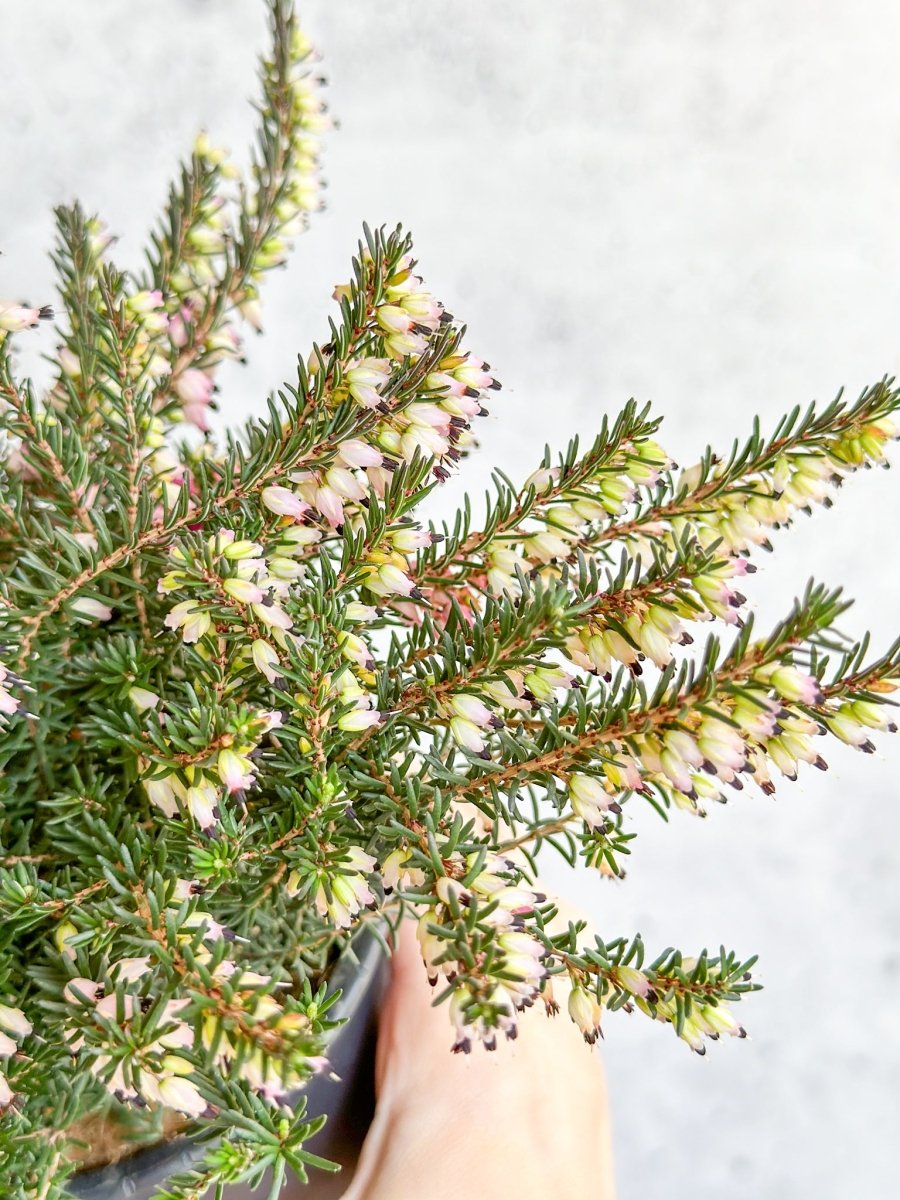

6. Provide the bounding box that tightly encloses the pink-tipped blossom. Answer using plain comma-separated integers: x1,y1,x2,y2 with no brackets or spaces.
453,356,500,392
523,664,575,703
768,665,825,706
338,631,375,671
251,600,293,631
345,358,392,408
448,716,489,756
337,706,382,733
313,847,376,928
216,748,256,793
261,485,309,521
126,686,159,714
175,368,215,412
0,1004,32,1040
0,301,53,332
222,577,266,605
568,985,603,1045
71,597,113,622
365,561,418,599
568,773,615,829
251,639,282,683
143,772,182,819
186,782,220,829
164,600,212,643
154,1072,208,1117
111,957,153,984
376,304,415,336
63,978,104,1006
336,439,383,470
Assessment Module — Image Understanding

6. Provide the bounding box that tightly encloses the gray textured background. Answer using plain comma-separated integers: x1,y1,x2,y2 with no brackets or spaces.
3,2,900,1196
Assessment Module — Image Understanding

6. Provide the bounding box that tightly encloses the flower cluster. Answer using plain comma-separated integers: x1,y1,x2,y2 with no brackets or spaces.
417,853,549,1052
563,953,746,1057
60,898,327,1118
161,528,295,643
263,252,503,539
634,960,746,1056
558,656,893,832
565,554,753,684
288,845,378,929
149,26,331,436
673,420,898,556
195,953,329,1106
140,705,283,832
66,975,208,1118
458,434,670,601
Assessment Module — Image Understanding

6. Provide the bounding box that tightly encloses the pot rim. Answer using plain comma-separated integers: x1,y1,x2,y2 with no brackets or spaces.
66,925,386,1200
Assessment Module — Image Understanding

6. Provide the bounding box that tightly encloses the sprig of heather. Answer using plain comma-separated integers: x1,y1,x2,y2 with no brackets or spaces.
418,399,663,591
596,379,899,560
139,0,332,429
417,585,898,874
417,381,898,600
364,537,753,762
548,928,758,1054
1,229,448,672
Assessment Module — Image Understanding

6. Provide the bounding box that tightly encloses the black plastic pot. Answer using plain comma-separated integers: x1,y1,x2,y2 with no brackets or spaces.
67,929,387,1200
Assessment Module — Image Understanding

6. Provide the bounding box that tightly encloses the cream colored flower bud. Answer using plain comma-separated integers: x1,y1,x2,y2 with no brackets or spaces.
567,985,602,1044
0,1004,32,1039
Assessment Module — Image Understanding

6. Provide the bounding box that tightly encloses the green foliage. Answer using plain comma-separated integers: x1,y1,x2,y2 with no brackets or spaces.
0,1,898,1197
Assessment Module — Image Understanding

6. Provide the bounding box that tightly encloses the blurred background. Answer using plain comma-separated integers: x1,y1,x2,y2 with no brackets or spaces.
3,1,900,1196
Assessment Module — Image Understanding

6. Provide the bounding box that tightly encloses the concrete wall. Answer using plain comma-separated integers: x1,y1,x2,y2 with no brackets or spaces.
2,3,899,1196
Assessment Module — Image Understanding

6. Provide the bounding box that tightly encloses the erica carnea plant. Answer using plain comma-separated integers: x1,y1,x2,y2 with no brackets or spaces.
1,2,898,1197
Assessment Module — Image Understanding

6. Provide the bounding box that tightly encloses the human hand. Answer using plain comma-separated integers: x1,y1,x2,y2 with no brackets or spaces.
336,916,616,1200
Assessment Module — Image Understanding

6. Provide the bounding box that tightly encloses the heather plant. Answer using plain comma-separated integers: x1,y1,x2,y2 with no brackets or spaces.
1,2,898,1197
